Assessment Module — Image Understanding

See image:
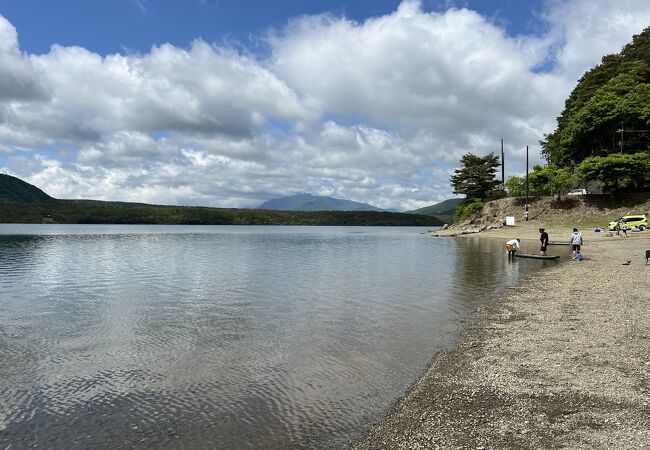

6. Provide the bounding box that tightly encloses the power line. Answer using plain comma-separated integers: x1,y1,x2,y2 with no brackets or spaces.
616,126,650,153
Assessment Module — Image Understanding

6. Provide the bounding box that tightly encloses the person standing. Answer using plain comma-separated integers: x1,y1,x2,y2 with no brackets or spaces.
505,238,521,257
539,228,549,256
570,228,583,258
621,221,629,237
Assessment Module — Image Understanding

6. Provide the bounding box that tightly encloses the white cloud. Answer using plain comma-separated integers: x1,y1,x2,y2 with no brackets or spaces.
134,0,147,13
22,40,310,142
271,3,541,125
0,16,48,101
546,0,650,79
2,0,650,210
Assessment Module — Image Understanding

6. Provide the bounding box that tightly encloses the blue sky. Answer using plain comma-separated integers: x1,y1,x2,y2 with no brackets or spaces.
1,0,649,209
3,0,545,55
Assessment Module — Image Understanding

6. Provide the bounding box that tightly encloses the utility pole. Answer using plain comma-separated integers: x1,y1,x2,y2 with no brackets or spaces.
525,145,529,222
618,123,624,154
501,139,505,189
616,126,649,153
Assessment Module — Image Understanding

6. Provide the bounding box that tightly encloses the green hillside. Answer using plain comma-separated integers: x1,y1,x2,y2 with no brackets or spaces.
406,198,463,223
0,175,442,226
542,26,650,166
0,174,57,204
407,198,463,216
0,200,442,226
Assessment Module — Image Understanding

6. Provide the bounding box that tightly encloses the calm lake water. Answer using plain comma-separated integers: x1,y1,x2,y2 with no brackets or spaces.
0,225,559,449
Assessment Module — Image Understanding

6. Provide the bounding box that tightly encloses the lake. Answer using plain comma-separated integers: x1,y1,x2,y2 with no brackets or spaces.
0,225,557,449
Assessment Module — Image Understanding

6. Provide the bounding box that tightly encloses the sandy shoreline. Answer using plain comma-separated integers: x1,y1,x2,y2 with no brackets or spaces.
353,224,650,449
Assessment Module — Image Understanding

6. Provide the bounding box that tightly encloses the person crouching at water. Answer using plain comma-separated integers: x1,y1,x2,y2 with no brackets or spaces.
570,228,583,258
506,238,520,256
539,228,549,256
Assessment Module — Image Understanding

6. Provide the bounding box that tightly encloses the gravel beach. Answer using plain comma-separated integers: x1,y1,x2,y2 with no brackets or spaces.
353,225,650,449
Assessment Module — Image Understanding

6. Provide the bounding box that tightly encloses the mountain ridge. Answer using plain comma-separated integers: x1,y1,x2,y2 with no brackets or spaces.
406,198,463,216
0,174,57,204
258,193,390,212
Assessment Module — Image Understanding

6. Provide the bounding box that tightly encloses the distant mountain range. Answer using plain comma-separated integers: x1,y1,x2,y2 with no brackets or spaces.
257,193,464,223
0,174,442,226
258,193,392,212
0,173,461,219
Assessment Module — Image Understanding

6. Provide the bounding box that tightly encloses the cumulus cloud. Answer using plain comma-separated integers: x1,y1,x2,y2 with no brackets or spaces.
267,2,585,178
24,40,309,142
0,34,311,150
2,0,650,210
0,16,48,101
546,0,650,79
271,2,549,125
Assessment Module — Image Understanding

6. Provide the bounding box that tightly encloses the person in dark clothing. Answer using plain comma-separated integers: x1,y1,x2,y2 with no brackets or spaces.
539,228,549,256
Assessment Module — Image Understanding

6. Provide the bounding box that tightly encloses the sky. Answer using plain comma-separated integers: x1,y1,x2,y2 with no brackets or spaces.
1,0,650,210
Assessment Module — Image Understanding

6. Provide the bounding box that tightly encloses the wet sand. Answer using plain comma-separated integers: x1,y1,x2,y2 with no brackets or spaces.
353,225,650,449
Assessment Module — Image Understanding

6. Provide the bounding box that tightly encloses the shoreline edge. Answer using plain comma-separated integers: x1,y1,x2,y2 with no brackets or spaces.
352,226,650,449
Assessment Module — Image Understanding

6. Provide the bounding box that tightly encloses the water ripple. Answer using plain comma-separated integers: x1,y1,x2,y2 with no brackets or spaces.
0,225,546,449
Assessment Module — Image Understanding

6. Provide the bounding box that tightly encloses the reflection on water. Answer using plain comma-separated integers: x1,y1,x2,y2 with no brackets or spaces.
0,225,558,449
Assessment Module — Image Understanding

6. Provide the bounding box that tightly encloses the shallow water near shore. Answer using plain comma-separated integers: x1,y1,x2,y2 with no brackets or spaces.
0,224,562,449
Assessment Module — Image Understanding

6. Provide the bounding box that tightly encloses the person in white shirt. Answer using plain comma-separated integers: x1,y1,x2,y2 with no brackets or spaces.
570,228,583,258
505,238,520,256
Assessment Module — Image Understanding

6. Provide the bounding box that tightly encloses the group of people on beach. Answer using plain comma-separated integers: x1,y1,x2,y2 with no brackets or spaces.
615,221,629,237
506,227,583,259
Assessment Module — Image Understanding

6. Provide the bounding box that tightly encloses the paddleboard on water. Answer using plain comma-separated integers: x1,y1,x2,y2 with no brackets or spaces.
515,253,561,260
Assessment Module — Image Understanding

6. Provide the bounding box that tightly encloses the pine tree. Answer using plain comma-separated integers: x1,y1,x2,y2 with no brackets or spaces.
450,152,501,200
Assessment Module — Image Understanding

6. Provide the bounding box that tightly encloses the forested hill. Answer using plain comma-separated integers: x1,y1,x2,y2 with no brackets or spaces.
0,174,57,204
0,201,443,226
407,198,463,217
0,174,442,226
542,26,650,166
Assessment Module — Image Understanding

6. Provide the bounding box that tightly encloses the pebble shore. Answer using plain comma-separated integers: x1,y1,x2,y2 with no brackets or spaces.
353,225,650,449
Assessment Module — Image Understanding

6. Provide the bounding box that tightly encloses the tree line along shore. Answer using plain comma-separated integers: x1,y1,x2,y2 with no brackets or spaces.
0,173,444,227
0,200,443,227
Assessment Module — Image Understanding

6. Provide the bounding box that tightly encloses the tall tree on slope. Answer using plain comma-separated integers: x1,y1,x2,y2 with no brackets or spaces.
450,152,501,200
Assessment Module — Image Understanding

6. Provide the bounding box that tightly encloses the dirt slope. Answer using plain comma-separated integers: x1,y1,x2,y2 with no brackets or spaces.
445,194,650,234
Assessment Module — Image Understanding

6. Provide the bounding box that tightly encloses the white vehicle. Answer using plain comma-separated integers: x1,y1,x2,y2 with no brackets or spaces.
567,188,587,196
